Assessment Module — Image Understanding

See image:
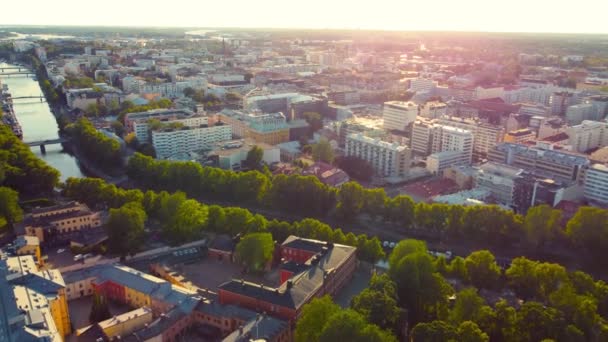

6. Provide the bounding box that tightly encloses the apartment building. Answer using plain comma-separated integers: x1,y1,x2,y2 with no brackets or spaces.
566,120,608,153
382,101,418,131
437,116,505,158
345,133,411,177
140,76,207,98
151,122,232,159
125,108,198,134
411,119,439,156
427,150,471,176
23,202,102,244
488,142,589,183
130,110,208,141
436,126,474,163
566,103,596,125
217,109,290,145
584,164,608,204
0,256,71,341
409,78,437,93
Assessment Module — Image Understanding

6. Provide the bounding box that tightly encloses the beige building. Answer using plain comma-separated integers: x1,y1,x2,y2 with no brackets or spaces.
23,202,102,243
566,120,608,153
216,109,290,145
504,128,537,144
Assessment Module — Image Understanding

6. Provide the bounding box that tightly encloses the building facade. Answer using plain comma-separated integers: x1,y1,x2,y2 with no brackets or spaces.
382,101,418,131
345,133,411,177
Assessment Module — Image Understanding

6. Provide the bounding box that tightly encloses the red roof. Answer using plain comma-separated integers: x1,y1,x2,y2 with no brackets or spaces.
302,162,350,187
402,178,459,200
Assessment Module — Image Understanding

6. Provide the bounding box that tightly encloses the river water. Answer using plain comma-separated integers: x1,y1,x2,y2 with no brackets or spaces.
0,62,85,180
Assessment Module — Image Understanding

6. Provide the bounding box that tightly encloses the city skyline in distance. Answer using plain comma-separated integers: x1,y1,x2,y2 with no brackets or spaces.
2,0,608,34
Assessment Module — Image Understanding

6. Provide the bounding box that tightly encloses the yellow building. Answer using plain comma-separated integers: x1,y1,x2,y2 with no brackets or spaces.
23,201,102,243
98,307,154,339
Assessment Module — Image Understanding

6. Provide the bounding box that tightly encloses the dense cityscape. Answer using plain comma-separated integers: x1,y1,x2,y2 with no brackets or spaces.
0,24,608,342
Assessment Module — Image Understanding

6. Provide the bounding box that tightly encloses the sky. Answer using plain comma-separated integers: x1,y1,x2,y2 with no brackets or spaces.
2,0,608,34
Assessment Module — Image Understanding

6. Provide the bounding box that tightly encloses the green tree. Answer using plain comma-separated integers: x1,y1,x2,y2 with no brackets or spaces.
566,206,608,262
166,199,208,243
111,121,125,137
336,182,366,220
303,111,323,133
411,320,456,342
243,145,264,170
312,138,334,163
516,301,564,342
457,321,489,342
389,251,452,324
449,288,487,324
0,187,23,230
384,195,415,227
89,292,112,323
105,202,147,256
295,296,341,342
523,205,562,249
318,309,396,342
388,239,427,268
351,274,401,331
464,250,501,289
235,232,274,272
0,125,59,194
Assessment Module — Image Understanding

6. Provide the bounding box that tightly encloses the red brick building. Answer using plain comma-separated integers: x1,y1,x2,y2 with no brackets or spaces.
218,236,357,323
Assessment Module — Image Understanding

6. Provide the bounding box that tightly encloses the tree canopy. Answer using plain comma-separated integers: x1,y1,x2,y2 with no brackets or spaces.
235,232,274,272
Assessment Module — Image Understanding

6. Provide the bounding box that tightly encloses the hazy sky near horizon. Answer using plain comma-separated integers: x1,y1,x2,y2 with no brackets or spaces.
3,0,608,34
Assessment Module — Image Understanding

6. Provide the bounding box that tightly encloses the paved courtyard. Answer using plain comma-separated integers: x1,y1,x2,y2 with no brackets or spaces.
179,257,279,293
67,296,133,332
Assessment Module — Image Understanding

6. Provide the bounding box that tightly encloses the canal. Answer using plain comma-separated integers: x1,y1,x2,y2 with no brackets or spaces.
0,62,85,180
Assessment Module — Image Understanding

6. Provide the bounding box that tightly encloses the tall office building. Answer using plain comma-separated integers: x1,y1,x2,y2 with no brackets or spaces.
382,101,418,131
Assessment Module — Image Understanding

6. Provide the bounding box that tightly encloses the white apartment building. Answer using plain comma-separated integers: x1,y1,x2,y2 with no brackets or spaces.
474,86,504,100
427,150,471,176
345,133,411,177
409,78,437,93
383,101,418,131
152,123,232,159
566,120,608,153
140,76,207,98
411,119,438,156
584,164,608,204
436,126,474,163
436,117,505,157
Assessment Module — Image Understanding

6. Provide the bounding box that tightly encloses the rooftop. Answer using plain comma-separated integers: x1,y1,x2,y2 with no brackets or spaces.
219,237,355,311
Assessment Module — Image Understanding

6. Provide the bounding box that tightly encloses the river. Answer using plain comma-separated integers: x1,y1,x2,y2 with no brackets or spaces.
0,62,85,180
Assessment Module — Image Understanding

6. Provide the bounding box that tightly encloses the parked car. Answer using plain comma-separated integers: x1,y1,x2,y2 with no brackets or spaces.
56,248,66,254
73,254,83,261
